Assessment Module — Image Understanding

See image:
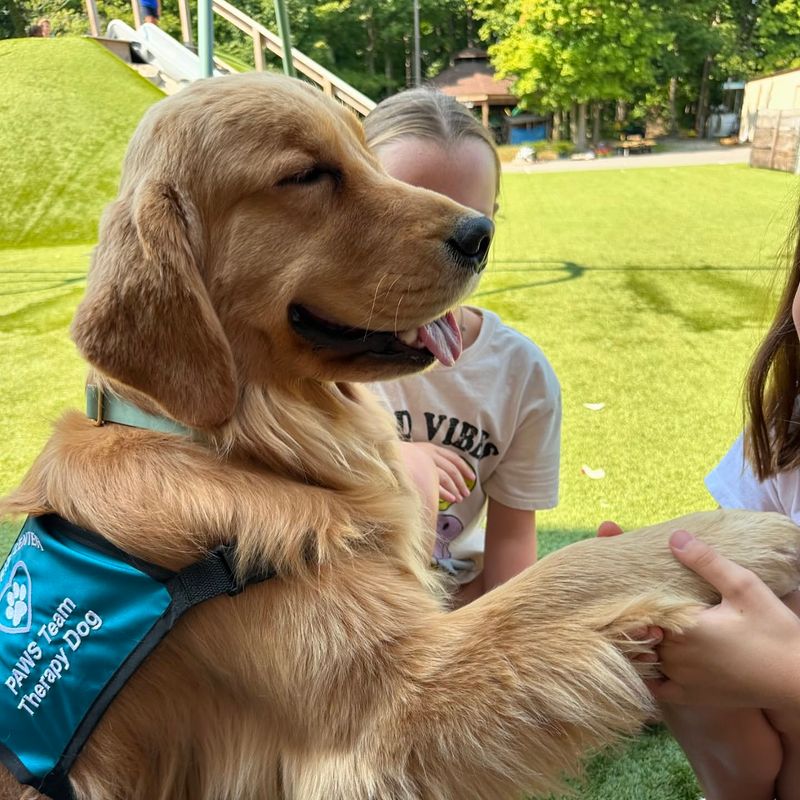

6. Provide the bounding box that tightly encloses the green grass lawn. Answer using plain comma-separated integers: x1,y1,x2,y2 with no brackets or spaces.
480,164,796,796
489,164,798,547
2,35,800,799
0,35,164,542
0,37,163,248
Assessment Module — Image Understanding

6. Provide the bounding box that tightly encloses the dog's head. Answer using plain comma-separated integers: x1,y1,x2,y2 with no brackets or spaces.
72,74,493,429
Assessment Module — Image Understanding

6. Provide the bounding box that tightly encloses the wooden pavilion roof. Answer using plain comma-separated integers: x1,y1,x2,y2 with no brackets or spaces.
428,48,516,104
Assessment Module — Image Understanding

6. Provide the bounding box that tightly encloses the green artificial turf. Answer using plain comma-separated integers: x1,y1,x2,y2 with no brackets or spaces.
486,164,799,547
480,165,797,799
0,244,88,545
2,37,799,796
0,37,164,248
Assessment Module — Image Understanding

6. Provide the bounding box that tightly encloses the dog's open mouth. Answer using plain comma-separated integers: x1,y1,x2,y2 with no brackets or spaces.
289,305,462,366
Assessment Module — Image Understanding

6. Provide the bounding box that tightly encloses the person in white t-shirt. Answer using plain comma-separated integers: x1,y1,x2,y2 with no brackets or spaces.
638,228,800,800
364,89,561,606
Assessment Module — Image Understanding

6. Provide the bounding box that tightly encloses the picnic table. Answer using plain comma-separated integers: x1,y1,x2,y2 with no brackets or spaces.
615,134,656,156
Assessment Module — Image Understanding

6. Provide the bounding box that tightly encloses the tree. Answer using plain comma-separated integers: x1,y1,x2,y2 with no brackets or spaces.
0,0,28,38
478,0,668,147
721,0,800,76
637,0,799,137
218,0,477,99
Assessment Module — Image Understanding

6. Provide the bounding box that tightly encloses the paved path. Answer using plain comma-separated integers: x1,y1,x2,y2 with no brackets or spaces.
502,145,750,173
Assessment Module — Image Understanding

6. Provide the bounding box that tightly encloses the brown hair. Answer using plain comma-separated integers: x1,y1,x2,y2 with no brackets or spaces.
364,88,501,196
745,212,800,479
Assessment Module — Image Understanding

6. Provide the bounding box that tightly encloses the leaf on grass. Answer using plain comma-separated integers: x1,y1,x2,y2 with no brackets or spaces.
583,402,605,411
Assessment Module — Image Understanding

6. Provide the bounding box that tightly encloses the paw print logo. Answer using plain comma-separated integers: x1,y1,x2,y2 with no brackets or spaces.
0,562,32,635
6,580,27,626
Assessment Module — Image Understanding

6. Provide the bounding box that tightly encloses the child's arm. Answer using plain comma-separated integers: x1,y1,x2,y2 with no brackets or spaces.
481,499,537,592
453,502,537,606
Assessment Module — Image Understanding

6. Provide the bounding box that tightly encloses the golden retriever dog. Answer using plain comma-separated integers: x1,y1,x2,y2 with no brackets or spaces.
1,73,799,800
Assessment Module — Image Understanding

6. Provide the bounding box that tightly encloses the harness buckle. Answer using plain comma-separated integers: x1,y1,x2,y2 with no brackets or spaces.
91,386,105,427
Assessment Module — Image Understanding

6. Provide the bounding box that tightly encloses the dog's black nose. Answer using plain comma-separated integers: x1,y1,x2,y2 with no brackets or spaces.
446,216,494,274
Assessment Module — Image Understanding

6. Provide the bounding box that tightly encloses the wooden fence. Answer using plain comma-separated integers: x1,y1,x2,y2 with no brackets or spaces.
750,109,800,173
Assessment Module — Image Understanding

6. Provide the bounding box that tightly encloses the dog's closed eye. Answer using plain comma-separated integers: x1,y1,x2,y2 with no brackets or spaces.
277,165,342,188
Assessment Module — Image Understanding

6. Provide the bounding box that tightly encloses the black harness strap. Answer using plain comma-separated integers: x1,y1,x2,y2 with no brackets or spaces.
168,544,277,614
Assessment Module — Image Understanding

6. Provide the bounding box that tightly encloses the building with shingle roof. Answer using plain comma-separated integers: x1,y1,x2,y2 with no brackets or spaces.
429,48,517,133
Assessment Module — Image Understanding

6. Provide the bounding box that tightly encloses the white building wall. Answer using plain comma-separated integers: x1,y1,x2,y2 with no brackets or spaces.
741,68,800,142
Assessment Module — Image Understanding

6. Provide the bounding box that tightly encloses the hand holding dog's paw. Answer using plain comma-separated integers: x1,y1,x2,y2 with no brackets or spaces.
653,530,800,710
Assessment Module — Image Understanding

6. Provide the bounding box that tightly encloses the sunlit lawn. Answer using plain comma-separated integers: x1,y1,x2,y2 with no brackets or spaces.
1,71,797,796
488,163,797,547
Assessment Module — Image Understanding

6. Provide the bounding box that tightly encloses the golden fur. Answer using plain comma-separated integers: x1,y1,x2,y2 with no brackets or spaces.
2,73,800,800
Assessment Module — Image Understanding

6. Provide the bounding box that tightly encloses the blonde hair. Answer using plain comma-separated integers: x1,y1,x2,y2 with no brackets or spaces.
364,88,501,196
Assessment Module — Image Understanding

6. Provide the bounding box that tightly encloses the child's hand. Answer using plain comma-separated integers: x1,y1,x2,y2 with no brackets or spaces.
411,443,474,504
597,520,624,537
653,530,800,710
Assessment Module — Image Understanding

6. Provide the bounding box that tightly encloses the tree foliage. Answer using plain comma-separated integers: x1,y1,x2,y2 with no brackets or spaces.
2,0,798,130
484,0,667,111
476,0,800,138
221,0,482,99
0,0,478,99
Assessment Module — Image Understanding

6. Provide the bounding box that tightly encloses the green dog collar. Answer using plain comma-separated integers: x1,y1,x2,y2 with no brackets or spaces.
85,386,191,438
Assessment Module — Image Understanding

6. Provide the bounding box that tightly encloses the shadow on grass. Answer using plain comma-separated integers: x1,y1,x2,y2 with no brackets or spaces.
474,262,586,297
0,284,86,334
487,260,775,272
0,275,85,297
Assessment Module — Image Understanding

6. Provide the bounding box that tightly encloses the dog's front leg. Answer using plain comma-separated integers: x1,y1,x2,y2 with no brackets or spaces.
385,577,667,800
268,558,677,800
294,509,800,800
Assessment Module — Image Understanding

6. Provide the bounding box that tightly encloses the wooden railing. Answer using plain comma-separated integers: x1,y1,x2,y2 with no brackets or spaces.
211,0,374,116
85,0,375,116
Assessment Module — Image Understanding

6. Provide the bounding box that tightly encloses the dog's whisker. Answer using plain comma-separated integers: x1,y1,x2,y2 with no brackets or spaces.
362,274,403,339
364,272,389,338
393,288,406,337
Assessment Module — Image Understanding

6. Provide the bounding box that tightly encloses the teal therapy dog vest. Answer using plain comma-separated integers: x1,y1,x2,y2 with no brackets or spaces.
0,514,273,800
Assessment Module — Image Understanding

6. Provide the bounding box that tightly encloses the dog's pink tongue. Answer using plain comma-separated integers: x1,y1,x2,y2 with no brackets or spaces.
418,311,462,367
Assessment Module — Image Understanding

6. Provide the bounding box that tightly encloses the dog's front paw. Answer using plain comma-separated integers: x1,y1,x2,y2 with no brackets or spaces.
627,508,800,603
535,508,800,616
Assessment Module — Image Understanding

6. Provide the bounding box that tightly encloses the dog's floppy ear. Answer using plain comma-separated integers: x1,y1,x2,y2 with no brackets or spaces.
72,181,237,429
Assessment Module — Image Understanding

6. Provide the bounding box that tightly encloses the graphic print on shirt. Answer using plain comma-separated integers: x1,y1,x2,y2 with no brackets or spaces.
394,410,499,461
433,509,467,575
393,407,499,578
432,465,477,576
